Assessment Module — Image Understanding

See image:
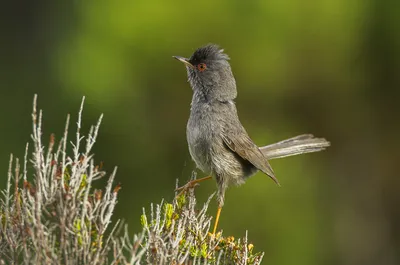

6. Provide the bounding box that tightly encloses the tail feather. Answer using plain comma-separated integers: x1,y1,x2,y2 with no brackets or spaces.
260,134,330,160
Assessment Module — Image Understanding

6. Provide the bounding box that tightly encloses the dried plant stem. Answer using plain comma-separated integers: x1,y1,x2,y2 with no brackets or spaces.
0,95,264,265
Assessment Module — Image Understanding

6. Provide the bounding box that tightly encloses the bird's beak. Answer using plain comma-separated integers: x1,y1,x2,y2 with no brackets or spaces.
173,56,195,69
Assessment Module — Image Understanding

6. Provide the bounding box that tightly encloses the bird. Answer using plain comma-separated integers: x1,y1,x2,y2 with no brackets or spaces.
173,44,330,235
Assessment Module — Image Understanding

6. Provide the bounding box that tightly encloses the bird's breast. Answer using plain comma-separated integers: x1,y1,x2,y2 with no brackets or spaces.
186,102,222,173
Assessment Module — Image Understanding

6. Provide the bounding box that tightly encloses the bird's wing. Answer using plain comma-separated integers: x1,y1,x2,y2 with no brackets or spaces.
222,128,280,185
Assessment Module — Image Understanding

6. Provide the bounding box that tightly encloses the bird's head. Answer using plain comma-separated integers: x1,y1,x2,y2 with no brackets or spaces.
174,44,237,101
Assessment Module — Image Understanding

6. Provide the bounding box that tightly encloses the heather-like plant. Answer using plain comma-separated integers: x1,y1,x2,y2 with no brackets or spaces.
0,96,263,265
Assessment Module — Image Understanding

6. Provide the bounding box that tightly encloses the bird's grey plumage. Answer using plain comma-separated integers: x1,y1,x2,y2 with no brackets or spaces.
175,44,330,207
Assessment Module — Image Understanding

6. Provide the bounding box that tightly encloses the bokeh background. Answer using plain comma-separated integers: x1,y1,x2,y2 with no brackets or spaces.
1,1,399,264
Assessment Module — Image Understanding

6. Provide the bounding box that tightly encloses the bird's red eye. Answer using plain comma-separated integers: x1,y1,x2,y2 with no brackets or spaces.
197,63,207,72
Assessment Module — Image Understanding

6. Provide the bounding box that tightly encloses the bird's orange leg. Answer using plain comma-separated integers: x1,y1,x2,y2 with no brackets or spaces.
175,175,212,197
212,206,222,235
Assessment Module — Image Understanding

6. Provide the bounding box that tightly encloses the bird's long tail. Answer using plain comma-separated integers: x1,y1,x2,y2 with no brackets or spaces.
260,134,330,160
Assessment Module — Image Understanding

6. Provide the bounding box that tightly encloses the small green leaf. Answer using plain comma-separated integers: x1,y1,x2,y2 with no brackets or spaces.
200,243,208,258
164,203,174,229
140,214,148,228
177,193,186,209
190,245,199,257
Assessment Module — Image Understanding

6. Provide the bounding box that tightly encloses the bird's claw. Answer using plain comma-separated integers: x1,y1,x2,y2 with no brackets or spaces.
175,176,212,198
175,181,198,191
175,181,201,198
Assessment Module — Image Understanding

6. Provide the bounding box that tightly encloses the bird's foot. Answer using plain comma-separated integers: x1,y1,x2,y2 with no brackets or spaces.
175,181,199,197
175,175,212,197
175,180,199,192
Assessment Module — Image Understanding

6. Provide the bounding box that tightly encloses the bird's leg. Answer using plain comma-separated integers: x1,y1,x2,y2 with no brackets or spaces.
212,206,222,235
211,177,226,235
175,175,212,197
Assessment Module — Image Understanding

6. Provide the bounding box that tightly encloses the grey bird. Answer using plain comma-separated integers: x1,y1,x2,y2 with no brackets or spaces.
174,44,330,234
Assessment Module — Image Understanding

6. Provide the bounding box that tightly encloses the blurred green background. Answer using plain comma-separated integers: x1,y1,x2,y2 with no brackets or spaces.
1,0,399,264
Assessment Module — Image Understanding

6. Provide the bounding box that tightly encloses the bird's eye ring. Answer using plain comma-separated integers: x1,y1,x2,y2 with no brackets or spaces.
197,63,207,72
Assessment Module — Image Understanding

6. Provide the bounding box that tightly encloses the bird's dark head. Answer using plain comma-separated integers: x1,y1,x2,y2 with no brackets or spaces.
174,44,237,101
